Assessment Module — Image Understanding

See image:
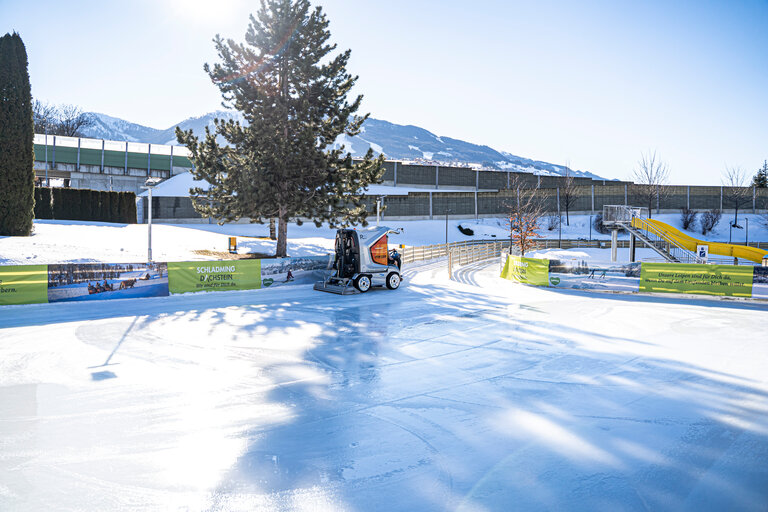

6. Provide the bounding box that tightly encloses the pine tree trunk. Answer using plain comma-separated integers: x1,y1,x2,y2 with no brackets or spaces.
269,218,276,240
276,208,288,257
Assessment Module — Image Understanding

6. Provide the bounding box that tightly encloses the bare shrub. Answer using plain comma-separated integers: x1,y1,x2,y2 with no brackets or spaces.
701,209,722,235
593,213,610,234
545,213,561,231
680,207,697,231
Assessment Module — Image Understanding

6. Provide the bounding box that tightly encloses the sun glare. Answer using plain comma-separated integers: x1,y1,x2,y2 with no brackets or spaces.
164,0,245,25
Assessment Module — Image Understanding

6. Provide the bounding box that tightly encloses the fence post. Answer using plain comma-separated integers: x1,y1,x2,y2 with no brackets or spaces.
656,188,660,214
435,165,439,189
591,184,595,214
429,192,433,220
393,161,398,187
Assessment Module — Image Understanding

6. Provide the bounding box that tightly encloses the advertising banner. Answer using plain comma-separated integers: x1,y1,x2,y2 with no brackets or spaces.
640,263,754,297
0,265,49,305
751,267,768,300
47,262,169,302
260,255,333,288
501,254,549,286
547,259,641,293
168,259,262,294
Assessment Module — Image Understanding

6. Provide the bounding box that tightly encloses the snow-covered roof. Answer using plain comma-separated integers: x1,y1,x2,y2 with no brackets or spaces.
139,173,482,197
138,172,210,197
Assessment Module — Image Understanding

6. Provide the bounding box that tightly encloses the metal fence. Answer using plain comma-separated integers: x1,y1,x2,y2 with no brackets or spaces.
400,240,506,264
401,238,768,267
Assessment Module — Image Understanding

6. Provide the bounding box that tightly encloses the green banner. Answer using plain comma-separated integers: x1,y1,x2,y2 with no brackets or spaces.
0,265,49,305
501,254,549,286
167,260,262,294
640,263,754,297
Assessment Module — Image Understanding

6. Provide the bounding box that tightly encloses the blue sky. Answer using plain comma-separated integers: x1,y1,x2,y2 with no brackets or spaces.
2,0,767,185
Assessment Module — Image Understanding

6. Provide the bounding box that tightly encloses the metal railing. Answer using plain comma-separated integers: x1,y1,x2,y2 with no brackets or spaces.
628,217,702,264
400,239,504,264
450,241,509,267
602,205,647,226
400,238,768,267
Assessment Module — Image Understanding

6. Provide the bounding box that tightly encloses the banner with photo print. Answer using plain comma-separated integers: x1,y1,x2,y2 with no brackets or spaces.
47,262,169,302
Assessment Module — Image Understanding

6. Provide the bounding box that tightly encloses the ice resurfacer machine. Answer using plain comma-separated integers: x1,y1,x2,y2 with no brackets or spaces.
314,226,403,295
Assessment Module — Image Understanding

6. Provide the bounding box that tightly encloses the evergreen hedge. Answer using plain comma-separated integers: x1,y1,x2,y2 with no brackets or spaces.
35,186,136,223
109,191,120,222
34,187,53,219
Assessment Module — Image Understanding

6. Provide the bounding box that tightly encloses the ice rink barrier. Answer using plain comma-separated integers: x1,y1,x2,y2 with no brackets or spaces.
500,253,768,299
0,255,334,306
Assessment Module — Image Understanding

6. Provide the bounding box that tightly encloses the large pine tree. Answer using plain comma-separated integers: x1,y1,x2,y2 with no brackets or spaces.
177,0,383,257
0,32,35,236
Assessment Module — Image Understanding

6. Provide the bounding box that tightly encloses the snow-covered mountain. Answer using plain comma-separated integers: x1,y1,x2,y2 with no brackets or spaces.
82,112,605,180
84,113,164,143
83,111,242,146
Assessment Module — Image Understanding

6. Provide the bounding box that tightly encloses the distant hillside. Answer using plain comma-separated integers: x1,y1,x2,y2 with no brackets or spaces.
81,111,606,180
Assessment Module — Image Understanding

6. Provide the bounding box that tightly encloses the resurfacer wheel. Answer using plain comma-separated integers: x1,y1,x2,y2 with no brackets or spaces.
386,272,401,290
354,274,371,292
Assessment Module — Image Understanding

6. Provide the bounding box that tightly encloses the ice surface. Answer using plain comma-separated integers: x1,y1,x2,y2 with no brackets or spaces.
1,258,767,511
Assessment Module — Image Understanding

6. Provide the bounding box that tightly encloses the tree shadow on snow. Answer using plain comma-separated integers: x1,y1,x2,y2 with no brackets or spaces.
199,280,768,512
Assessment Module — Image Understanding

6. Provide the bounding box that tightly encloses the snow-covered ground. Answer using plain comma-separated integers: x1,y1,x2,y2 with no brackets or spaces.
1,258,767,511
2,212,765,265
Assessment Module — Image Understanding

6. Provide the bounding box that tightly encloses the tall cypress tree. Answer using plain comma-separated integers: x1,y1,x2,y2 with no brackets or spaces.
0,32,35,236
176,0,383,257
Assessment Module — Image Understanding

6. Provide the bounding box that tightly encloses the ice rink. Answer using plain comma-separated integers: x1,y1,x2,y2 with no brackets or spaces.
1,260,767,511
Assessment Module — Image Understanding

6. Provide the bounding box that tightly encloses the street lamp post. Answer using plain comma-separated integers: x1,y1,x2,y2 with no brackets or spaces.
376,196,384,225
44,123,49,187
141,178,162,263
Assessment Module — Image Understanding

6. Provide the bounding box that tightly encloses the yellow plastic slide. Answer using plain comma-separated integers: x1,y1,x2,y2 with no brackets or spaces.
630,217,768,263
